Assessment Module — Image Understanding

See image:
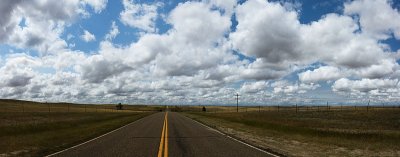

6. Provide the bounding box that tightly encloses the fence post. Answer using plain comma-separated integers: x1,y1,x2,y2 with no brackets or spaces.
48,103,50,113
296,104,298,113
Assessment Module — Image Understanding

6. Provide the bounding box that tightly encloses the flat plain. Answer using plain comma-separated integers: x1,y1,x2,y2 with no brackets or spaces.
183,106,400,156
0,99,157,156
2,99,400,156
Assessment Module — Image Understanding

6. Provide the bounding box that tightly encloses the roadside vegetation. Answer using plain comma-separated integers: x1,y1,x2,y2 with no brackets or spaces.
0,99,158,156
184,106,400,156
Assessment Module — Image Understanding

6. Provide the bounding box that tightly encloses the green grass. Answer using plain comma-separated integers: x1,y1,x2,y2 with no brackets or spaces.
0,99,157,156
184,109,400,156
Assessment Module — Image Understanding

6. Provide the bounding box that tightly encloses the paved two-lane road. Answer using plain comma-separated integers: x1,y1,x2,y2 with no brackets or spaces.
49,112,275,157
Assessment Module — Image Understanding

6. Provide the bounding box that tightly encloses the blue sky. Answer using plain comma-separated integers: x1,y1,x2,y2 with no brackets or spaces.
0,0,400,105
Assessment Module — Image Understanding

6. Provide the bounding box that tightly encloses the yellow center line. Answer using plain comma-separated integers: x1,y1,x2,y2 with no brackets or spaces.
157,112,168,157
164,112,168,157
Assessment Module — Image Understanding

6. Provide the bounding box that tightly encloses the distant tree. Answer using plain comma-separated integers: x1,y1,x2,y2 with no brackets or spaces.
173,106,182,112
116,103,123,110
202,106,206,112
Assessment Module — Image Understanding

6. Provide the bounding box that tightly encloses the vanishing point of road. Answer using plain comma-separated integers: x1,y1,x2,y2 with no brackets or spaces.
48,112,276,157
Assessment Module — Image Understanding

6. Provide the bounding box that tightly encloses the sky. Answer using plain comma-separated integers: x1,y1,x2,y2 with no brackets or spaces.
0,0,400,106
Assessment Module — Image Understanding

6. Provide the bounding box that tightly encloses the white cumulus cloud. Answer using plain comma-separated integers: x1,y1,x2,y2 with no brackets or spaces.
299,66,343,83
120,0,161,32
344,0,400,40
105,21,119,40
82,0,108,13
332,78,398,93
81,30,96,42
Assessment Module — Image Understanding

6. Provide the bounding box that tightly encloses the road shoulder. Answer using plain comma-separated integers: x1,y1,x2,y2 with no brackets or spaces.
181,113,284,157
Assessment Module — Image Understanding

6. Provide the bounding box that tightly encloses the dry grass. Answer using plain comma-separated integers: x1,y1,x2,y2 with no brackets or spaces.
184,107,400,156
0,99,158,156
0,99,165,113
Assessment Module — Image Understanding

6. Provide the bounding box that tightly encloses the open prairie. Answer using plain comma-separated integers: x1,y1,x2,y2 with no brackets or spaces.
183,106,400,156
0,99,158,156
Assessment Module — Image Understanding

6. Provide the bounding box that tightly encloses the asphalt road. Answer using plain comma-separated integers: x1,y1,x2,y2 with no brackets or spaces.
49,112,274,157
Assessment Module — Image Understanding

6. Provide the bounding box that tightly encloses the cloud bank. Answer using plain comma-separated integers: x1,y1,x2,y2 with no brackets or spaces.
0,0,399,105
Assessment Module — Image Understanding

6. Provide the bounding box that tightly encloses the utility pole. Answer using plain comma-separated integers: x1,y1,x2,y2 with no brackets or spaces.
236,93,239,112
327,101,329,111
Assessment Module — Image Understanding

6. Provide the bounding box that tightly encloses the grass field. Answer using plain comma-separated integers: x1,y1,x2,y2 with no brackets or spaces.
0,99,158,156
3,99,399,156
0,99,166,113
184,107,400,156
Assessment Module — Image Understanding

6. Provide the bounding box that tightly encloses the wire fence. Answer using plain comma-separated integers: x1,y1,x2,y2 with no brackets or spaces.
172,104,400,113
1,100,399,113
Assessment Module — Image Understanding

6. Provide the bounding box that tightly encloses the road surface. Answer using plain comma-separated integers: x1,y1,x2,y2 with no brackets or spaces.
49,112,275,157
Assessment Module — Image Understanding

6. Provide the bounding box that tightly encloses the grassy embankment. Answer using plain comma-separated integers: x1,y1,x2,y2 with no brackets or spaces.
183,106,400,156
0,99,159,156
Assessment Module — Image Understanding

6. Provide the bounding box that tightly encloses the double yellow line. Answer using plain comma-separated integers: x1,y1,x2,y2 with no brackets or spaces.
157,112,168,157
